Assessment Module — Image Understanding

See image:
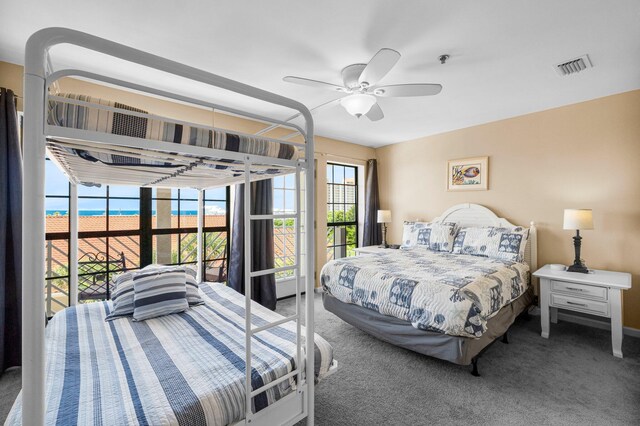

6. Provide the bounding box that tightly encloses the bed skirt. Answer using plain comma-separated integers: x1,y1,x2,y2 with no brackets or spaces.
323,288,533,366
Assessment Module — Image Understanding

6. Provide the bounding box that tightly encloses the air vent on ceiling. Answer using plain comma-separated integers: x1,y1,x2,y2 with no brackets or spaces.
555,54,592,76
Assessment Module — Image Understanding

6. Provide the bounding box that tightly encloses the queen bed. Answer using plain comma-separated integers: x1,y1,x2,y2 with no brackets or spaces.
321,204,537,375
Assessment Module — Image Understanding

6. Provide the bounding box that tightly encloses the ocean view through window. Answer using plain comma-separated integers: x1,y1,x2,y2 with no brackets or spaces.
44,158,230,316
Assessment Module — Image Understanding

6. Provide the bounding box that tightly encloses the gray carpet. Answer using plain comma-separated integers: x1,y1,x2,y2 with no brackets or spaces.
282,294,640,426
2,294,639,425
0,367,20,423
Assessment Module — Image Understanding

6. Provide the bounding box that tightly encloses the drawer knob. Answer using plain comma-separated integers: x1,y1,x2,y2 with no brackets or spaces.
566,301,588,307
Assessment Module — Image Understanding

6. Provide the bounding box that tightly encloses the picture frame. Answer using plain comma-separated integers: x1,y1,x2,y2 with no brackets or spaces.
447,156,488,191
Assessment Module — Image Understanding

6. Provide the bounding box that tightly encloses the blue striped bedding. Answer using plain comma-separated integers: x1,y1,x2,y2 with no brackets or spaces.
6,283,334,425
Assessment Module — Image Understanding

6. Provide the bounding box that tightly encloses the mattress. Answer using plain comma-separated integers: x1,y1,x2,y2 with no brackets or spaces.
48,93,299,165
320,248,530,338
6,283,333,426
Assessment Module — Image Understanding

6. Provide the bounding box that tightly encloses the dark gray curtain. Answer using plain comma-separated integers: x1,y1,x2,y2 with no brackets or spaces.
363,159,382,247
228,180,277,310
0,88,22,373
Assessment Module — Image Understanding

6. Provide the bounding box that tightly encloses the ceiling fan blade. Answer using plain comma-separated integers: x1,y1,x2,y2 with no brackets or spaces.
283,76,347,92
358,48,401,87
365,103,384,121
373,83,442,97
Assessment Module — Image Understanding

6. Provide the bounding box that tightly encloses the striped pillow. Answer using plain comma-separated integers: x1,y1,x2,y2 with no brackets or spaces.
105,271,136,321
132,268,189,321
184,266,204,306
141,264,203,306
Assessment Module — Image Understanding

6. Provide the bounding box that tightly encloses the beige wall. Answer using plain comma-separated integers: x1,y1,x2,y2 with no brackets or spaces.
0,61,24,111
377,90,640,329
0,60,375,288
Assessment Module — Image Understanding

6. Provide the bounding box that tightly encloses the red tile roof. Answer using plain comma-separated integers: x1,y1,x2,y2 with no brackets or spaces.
45,214,295,271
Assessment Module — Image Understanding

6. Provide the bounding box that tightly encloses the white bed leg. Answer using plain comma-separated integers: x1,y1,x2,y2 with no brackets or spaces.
304,126,315,426
22,71,47,426
243,161,253,422
69,183,78,305
197,189,204,283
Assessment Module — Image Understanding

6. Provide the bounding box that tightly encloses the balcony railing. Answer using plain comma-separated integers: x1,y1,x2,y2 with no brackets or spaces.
45,232,228,317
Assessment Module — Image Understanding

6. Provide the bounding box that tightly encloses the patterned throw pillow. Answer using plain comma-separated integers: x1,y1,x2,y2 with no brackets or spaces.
141,264,203,306
105,271,136,321
401,221,458,252
452,226,529,262
132,268,189,321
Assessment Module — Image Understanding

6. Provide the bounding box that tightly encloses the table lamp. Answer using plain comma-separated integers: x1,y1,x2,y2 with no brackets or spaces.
377,210,391,248
563,209,593,273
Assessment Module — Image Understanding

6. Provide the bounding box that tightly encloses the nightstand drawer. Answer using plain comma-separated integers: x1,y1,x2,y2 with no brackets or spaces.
550,293,609,316
551,280,607,301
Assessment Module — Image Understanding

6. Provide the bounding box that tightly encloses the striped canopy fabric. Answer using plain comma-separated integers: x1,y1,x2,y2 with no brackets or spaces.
5,283,333,425
45,93,302,189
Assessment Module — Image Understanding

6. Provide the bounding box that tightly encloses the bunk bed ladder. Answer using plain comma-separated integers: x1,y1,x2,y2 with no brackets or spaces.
243,160,306,424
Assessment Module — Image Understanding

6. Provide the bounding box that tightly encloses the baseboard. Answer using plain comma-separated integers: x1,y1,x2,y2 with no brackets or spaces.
556,311,640,338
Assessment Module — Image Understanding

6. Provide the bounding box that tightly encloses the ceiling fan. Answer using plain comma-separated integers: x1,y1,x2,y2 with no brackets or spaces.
283,48,442,121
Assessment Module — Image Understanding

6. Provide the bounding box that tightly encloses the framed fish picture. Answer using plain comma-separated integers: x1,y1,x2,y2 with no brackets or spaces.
447,156,488,191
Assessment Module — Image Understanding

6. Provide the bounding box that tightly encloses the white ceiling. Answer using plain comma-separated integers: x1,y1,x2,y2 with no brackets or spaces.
2,0,639,147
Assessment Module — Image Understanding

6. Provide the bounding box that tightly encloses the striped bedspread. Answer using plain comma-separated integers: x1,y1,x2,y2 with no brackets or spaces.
6,283,333,426
47,93,299,167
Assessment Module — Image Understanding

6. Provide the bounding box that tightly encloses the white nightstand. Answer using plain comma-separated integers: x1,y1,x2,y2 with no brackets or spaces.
533,264,632,358
354,246,397,255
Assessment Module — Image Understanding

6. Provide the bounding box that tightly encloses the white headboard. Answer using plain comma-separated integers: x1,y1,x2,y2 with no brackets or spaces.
432,203,538,277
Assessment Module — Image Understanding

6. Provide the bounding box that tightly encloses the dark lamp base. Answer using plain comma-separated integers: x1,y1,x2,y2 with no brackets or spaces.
567,263,589,274
569,231,590,273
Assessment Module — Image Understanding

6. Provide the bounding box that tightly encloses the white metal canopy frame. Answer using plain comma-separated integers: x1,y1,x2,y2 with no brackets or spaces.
23,27,317,425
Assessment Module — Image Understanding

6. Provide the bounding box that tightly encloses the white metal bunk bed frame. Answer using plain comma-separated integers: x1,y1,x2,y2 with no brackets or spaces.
23,27,317,426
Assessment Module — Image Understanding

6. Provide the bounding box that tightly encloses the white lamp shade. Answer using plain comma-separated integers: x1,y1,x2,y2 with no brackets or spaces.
377,210,392,223
563,209,594,230
341,94,377,117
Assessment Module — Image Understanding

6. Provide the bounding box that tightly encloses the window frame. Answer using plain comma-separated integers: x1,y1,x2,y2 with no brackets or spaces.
326,162,359,260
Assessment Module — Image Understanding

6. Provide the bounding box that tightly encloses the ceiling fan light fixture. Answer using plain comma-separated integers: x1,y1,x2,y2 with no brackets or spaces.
341,94,377,118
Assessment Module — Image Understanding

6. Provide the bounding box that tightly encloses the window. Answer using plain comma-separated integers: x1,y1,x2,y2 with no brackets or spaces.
273,174,296,280
272,173,306,301
45,160,143,315
45,159,71,317
151,187,229,281
44,158,230,317
326,163,358,260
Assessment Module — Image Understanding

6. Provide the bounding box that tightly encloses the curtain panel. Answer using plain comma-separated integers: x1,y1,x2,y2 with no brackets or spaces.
0,88,22,373
363,159,382,247
228,180,277,310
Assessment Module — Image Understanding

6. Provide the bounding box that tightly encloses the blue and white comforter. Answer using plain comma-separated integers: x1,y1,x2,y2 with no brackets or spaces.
321,248,529,338
6,283,333,426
